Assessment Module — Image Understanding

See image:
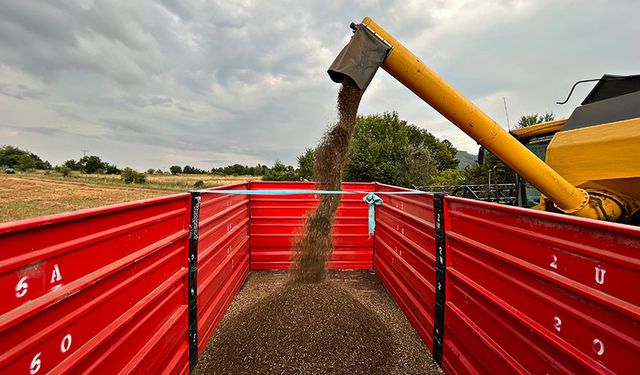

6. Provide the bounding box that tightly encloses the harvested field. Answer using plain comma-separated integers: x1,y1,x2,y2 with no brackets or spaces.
0,172,257,223
194,270,442,375
10,170,256,191
0,174,171,222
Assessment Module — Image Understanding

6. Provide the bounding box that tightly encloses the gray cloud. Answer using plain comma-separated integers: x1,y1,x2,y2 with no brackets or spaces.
2,125,61,136
1,0,638,171
0,83,45,99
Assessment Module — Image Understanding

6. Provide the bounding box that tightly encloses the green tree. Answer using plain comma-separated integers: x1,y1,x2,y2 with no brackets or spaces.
462,151,514,185
515,112,555,129
227,164,246,175
406,142,438,186
169,165,182,175
63,159,80,170
345,112,411,186
344,112,454,187
14,154,37,171
183,165,205,174
297,148,315,180
254,164,270,176
104,163,121,174
406,126,458,172
212,163,269,176
0,145,49,171
430,169,466,185
78,155,105,174
263,160,299,181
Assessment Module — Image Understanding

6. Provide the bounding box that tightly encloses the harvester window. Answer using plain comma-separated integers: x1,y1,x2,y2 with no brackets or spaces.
522,137,552,207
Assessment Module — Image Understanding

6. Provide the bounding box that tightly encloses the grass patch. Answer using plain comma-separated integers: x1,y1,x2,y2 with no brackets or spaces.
0,172,258,222
16,170,257,191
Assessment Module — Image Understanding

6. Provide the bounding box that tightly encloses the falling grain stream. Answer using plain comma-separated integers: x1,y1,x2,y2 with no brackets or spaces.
290,78,364,283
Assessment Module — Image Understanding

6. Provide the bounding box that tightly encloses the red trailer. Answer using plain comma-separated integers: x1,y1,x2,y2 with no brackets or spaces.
1,182,638,374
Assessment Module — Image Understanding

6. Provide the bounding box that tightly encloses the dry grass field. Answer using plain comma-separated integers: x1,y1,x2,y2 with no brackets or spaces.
0,172,258,223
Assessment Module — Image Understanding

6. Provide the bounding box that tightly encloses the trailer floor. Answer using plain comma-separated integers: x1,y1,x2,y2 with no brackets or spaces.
194,270,442,375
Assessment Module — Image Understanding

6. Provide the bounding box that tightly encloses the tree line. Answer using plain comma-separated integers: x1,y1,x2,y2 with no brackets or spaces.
1,111,552,188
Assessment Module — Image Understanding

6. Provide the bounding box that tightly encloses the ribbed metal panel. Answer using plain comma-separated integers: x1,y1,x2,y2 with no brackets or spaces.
196,183,250,355
373,183,437,351
3,181,638,375
443,197,640,374
249,181,374,270
0,194,192,375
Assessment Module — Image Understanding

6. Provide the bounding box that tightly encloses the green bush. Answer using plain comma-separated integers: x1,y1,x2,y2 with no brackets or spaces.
104,163,121,174
57,167,72,177
121,168,146,184
193,180,205,188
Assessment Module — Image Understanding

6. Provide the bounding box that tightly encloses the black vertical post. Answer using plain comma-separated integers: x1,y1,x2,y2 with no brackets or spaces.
188,192,201,372
432,193,447,366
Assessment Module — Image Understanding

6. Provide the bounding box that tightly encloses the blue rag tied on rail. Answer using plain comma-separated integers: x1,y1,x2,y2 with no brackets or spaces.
363,192,383,236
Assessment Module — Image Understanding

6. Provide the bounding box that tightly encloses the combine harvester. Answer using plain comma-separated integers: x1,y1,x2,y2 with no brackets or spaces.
329,18,639,224
1,18,638,374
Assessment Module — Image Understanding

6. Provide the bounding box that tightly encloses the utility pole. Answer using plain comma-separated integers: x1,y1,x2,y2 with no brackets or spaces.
503,97,511,131
81,149,88,157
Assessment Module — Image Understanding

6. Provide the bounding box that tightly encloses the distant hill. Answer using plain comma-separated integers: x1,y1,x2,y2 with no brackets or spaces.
455,150,477,169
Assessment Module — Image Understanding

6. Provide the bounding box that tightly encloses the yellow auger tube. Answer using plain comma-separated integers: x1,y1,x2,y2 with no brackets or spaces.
361,17,615,220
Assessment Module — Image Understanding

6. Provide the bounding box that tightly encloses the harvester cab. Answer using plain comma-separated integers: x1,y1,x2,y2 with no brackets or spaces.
328,18,640,224
513,75,640,222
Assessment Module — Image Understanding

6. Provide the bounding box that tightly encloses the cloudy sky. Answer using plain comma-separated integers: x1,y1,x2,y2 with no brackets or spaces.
1,0,638,171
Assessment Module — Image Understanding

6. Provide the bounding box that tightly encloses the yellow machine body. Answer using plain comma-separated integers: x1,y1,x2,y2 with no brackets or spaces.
546,118,640,204
509,117,640,218
510,119,567,139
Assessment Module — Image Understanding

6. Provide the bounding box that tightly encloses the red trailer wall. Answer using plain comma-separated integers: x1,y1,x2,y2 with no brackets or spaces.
249,181,374,270
373,183,437,351
442,197,640,374
0,194,192,375
0,184,252,375
2,181,639,375
195,183,250,355
0,181,375,375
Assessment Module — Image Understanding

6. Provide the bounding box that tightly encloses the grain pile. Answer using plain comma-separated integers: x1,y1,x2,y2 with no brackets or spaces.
290,78,363,283
194,271,442,375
